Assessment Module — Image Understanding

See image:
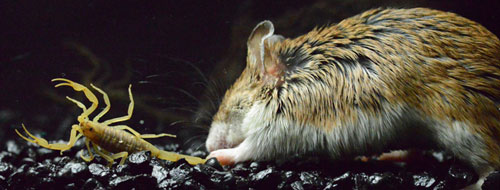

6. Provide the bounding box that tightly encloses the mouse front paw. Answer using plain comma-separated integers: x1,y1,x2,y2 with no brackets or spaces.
207,148,238,165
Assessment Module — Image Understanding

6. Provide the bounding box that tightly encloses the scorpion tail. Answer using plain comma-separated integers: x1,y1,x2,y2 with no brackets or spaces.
155,149,206,165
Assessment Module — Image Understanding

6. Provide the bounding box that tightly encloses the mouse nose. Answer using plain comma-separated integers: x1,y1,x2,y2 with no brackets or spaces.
205,135,219,152
206,136,229,152
206,139,225,152
206,143,215,152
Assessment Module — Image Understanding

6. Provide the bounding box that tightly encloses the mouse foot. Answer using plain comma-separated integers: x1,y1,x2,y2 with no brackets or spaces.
207,148,236,166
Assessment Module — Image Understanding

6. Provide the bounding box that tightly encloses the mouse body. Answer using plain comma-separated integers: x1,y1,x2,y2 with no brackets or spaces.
206,7,500,183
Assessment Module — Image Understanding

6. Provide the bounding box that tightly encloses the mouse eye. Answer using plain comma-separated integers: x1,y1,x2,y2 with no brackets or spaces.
88,127,93,132
236,99,250,111
235,105,243,110
235,102,244,111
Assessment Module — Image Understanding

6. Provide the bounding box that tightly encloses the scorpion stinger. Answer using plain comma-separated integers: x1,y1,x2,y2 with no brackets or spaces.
102,84,134,126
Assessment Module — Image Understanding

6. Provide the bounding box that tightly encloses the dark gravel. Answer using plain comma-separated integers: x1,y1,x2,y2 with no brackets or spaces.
1,139,498,190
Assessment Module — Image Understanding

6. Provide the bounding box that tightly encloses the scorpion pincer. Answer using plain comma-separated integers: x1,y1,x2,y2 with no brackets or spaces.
15,78,206,166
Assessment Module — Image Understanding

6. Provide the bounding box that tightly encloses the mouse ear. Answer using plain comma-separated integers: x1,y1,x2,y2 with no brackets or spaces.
247,20,275,69
247,21,286,87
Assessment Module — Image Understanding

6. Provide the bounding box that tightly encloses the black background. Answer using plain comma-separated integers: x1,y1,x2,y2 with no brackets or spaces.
1,0,499,148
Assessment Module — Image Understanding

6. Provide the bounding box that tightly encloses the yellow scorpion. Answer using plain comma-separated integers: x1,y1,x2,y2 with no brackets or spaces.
15,78,206,166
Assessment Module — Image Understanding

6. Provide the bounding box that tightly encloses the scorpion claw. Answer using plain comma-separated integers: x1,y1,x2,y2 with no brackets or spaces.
52,78,72,87
16,124,50,147
52,78,86,91
51,78,72,83
20,124,39,143
15,128,35,144
54,83,70,88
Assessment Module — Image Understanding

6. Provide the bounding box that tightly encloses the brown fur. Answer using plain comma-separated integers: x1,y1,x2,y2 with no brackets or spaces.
215,8,500,166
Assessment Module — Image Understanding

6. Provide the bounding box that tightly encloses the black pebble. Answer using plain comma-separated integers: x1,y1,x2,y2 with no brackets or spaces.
412,172,437,188
483,171,500,190
0,139,496,189
127,151,152,174
191,150,208,158
109,174,157,189
163,143,179,152
192,164,214,187
36,148,57,160
250,167,281,189
205,157,223,171
19,157,36,166
57,161,88,178
128,151,151,165
0,151,15,163
290,181,304,190
446,164,478,189
0,162,14,177
168,161,193,184
20,147,37,160
210,170,235,188
183,178,207,190
88,163,110,179
249,161,263,172
82,178,105,190
330,172,354,188
299,171,324,189
231,162,251,177
151,164,168,183
6,140,21,155
159,163,194,189
64,182,76,190
0,175,6,189
114,163,132,175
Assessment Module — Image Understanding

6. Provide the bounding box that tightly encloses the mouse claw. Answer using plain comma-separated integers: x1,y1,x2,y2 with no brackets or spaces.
207,149,236,166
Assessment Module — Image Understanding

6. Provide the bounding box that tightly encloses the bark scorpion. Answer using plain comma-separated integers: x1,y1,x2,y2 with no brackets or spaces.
15,78,206,166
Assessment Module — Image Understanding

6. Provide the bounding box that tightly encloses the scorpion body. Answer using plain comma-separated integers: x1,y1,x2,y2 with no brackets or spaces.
83,120,155,154
16,78,206,166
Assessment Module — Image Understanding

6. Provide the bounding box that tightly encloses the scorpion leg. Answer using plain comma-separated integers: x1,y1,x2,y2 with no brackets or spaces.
100,148,111,155
113,125,176,138
92,144,115,166
140,134,176,138
156,149,206,165
15,124,83,154
80,138,94,162
103,85,133,125
110,152,129,166
92,145,128,166
52,78,98,121
90,84,110,122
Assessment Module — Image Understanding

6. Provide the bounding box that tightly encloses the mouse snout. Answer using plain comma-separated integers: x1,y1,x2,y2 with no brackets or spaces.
205,140,218,152
206,139,231,152
206,122,244,152
206,122,226,152
206,131,233,152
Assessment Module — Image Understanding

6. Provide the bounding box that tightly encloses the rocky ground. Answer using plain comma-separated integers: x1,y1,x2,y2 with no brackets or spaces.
1,138,499,190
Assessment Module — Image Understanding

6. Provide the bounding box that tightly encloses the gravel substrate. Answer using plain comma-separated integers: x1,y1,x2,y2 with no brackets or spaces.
1,139,499,190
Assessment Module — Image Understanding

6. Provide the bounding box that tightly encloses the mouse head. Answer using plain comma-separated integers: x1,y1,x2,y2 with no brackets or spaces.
206,21,286,152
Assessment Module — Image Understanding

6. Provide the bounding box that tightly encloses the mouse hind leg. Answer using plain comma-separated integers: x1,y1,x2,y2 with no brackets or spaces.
432,120,496,189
